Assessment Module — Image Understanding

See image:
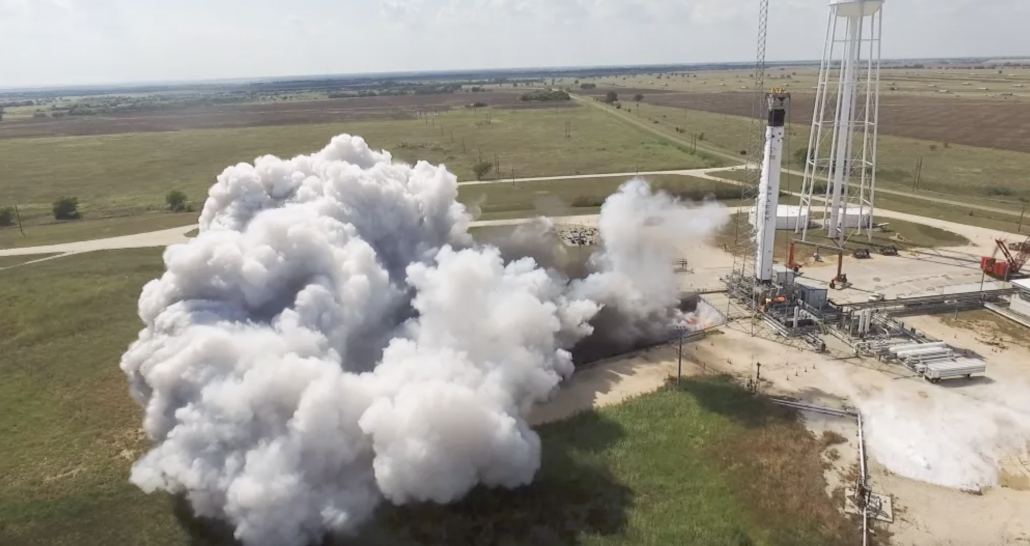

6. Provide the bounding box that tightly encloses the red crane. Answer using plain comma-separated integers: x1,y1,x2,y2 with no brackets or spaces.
981,235,1030,279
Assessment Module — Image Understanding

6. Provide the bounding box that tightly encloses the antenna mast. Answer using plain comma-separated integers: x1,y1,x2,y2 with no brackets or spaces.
727,0,771,331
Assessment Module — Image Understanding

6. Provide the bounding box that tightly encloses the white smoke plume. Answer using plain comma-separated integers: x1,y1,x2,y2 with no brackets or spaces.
120,135,727,546
844,375,1030,490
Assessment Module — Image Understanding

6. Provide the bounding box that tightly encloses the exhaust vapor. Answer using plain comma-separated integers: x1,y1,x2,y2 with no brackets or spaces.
837,371,1030,490
120,134,727,546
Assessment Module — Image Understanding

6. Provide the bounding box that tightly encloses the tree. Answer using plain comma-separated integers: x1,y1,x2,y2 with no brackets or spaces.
0,207,13,227
53,196,80,220
604,91,618,104
472,161,493,181
633,93,644,102
166,190,189,212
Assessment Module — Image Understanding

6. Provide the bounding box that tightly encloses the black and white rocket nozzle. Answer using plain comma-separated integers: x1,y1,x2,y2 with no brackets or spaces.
766,90,789,128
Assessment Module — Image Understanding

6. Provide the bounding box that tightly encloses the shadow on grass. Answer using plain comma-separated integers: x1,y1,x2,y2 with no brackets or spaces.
677,375,796,429
172,412,632,546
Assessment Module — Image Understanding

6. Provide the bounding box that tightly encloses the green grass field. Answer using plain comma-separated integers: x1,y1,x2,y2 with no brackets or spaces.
0,254,61,269
0,250,859,546
623,102,1030,201
460,175,740,218
0,213,196,250
0,105,717,224
713,168,1029,235
0,175,736,250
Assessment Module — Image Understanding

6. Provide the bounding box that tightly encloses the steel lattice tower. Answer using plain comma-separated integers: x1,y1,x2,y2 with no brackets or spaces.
726,0,770,330
796,0,884,247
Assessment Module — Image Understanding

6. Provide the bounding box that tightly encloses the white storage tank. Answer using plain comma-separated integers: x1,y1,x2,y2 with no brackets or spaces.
749,204,810,230
838,206,872,229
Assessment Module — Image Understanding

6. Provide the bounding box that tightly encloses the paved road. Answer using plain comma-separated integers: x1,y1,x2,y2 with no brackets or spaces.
572,92,1027,221
457,165,739,187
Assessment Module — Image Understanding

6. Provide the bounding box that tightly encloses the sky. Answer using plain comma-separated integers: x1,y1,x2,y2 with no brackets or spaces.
1,0,1028,88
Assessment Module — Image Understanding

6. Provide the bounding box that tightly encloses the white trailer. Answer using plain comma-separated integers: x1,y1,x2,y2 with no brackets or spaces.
918,358,986,383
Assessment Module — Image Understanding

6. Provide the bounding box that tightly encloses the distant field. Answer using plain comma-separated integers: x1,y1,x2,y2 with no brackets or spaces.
0,213,196,250
0,247,860,546
712,168,1028,236
460,175,739,218
0,105,716,223
564,65,1030,102
0,176,728,251
630,91,1030,155
615,101,1030,200
0,91,562,139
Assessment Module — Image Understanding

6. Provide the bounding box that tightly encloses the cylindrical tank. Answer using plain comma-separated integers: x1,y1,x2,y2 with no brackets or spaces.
889,342,947,355
831,0,884,18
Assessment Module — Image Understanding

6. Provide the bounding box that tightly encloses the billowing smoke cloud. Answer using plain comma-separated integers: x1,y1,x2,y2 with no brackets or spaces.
120,134,727,546
842,374,1030,490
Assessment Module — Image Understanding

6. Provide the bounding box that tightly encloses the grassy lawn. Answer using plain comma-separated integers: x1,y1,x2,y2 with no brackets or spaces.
460,175,740,218
0,254,61,269
1,176,734,250
0,105,717,224
712,168,1029,235
0,250,859,546
0,213,197,250
625,102,1030,201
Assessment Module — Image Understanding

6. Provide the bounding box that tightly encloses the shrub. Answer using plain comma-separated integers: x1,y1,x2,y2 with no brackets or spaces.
519,89,570,102
166,190,189,212
472,161,493,180
793,146,810,165
53,196,81,220
571,195,603,208
579,82,596,89
604,91,618,104
0,207,14,226
633,93,644,102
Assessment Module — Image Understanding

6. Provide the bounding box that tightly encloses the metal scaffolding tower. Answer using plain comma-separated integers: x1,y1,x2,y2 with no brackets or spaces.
726,0,771,331
796,0,884,247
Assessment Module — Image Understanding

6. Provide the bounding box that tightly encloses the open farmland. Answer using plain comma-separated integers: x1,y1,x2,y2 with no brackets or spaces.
0,104,716,226
600,99,1030,200
0,248,861,546
635,91,1030,155
0,91,572,139
460,175,740,220
569,65,1030,101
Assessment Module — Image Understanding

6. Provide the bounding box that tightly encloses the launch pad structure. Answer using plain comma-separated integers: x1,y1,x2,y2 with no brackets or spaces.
721,0,998,384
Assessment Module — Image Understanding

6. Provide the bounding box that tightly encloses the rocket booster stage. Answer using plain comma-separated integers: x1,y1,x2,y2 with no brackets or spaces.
754,91,790,283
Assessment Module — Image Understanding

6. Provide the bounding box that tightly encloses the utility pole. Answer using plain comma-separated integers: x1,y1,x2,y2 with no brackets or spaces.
14,204,24,237
677,328,684,386
511,167,515,187
1019,199,1027,233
